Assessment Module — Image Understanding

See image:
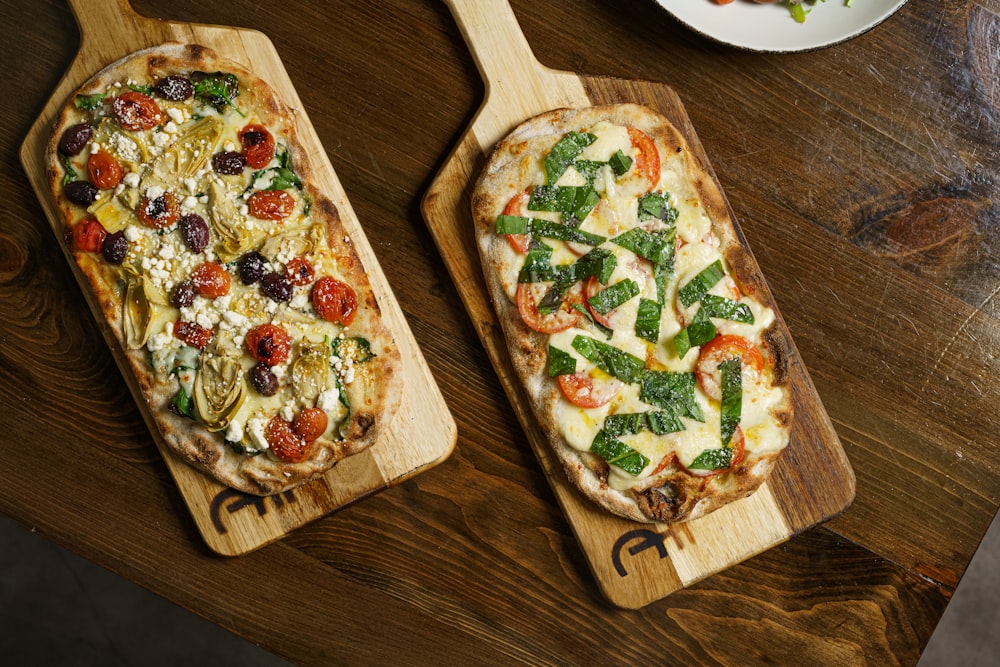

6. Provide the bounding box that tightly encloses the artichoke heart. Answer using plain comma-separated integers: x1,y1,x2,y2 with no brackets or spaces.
260,223,316,261
123,276,152,349
93,118,149,171
150,116,223,184
193,354,246,431
208,180,262,261
88,192,137,233
291,340,331,403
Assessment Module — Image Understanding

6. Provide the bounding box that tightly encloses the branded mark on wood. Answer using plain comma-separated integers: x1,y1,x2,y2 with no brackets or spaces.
210,487,297,534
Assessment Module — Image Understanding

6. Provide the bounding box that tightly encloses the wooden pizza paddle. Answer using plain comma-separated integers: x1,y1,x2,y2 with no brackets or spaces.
20,0,456,556
422,0,855,608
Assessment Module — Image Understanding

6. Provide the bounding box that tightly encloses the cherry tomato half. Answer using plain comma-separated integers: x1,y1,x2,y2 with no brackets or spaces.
173,320,213,350
502,190,531,254
112,91,164,132
312,276,358,326
87,151,124,190
239,124,276,169
190,262,231,298
515,282,581,334
247,190,295,220
72,218,107,253
284,256,315,286
627,127,660,191
695,334,764,401
245,323,291,366
265,416,309,463
137,192,180,229
557,371,623,409
292,407,328,443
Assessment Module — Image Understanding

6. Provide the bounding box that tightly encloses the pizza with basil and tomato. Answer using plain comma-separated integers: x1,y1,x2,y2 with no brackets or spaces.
46,43,402,495
472,104,792,523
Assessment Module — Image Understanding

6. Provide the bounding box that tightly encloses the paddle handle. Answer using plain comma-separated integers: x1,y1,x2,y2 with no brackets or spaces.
65,0,167,57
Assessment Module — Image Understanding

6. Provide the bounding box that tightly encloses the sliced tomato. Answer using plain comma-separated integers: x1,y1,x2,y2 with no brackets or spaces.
695,334,764,401
515,282,581,334
627,127,660,191
583,275,617,329
650,452,677,476
557,371,623,409
502,190,531,253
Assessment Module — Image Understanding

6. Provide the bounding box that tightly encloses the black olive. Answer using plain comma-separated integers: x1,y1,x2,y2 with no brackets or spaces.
64,180,98,206
212,151,246,175
58,123,92,156
179,213,210,253
238,251,267,285
171,280,197,308
249,364,278,396
260,272,292,303
101,231,128,264
154,75,193,101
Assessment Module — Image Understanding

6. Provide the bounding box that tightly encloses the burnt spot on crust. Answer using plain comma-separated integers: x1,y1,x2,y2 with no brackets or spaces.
762,326,790,387
315,197,340,225
182,44,213,64
634,482,684,522
350,411,376,440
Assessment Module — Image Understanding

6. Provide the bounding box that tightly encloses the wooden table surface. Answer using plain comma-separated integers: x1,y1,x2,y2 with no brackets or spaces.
1,0,995,663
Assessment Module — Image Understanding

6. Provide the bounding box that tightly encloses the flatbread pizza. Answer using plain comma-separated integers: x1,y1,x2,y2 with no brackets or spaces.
472,104,792,523
47,43,402,495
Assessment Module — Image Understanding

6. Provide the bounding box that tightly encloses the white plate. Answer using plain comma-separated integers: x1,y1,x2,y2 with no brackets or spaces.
654,0,908,53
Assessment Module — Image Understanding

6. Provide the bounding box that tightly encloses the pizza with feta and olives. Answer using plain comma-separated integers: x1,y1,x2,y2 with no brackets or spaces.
472,104,792,524
46,43,402,495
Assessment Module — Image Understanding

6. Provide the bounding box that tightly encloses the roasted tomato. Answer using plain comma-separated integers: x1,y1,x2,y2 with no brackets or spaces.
695,334,764,401
137,192,180,229
87,151,124,189
515,282,581,334
265,416,309,463
111,91,164,131
292,407,328,443
239,123,276,169
312,276,358,326
247,190,295,220
557,371,623,409
245,323,291,366
72,218,107,253
173,320,213,350
190,262,232,298
284,256,315,286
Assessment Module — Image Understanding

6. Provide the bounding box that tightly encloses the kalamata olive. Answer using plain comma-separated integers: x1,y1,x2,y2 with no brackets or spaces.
212,151,246,175
101,231,128,264
64,180,98,206
179,213,210,253
249,363,278,396
260,272,292,303
58,123,92,156
238,251,267,285
171,279,197,308
154,75,193,101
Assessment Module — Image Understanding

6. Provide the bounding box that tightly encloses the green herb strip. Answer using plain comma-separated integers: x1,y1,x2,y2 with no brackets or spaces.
528,185,600,223
571,335,645,385
639,370,704,422
587,279,639,315
701,294,754,324
590,430,649,476
635,298,661,343
673,307,717,359
638,192,679,224
604,410,685,437
496,215,606,246
608,149,633,177
547,346,577,377
74,93,106,110
544,131,596,184
678,260,725,307
688,447,733,471
719,356,742,447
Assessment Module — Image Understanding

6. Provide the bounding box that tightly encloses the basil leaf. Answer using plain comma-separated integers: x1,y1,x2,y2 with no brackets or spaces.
639,370,703,422
635,298,661,343
678,260,726,307
545,131,596,184
571,247,617,285
127,83,153,94
688,447,733,471
674,328,693,360
171,387,194,418
604,410,684,437
74,93,106,110
528,185,600,223
720,357,742,447
587,279,639,315
611,227,675,266
674,307,717,357
251,166,302,191
517,240,555,283
701,294,754,324
193,72,244,116
590,430,649,476
59,155,77,187
638,192,679,224
496,215,606,246
573,160,605,185
537,280,574,315
548,346,577,377
608,149,632,176
331,336,375,363
572,335,645,384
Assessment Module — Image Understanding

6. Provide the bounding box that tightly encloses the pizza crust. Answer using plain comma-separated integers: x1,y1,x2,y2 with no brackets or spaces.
472,104,792,523
47,43,402,495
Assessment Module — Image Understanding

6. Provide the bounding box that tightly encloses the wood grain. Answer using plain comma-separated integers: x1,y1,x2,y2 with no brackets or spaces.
2,0,994,663
18,0,455,555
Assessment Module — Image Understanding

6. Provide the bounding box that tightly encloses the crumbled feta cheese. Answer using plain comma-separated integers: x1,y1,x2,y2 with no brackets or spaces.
123,172,141,188
316,388,340,412
247,418,269,451
167,107,186,124
123,225,141,242
225,420,244,443
145,185,165,200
